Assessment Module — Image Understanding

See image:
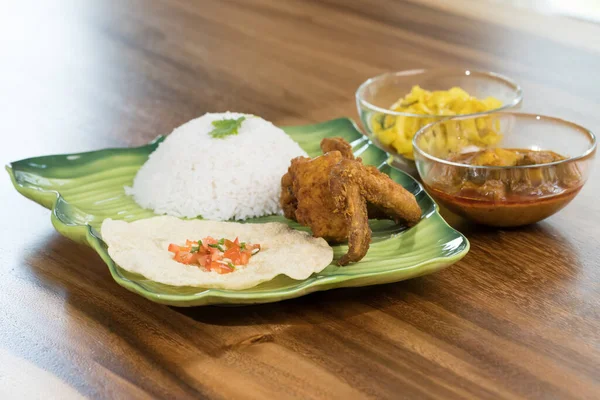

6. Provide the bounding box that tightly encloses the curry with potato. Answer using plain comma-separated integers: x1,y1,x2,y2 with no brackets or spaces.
424,148,583,226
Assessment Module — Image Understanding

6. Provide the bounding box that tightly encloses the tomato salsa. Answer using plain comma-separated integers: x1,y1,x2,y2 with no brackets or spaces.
168,237,260,274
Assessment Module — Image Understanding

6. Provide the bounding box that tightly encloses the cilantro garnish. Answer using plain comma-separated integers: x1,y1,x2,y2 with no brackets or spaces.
209,117,245,139
208,243,225,252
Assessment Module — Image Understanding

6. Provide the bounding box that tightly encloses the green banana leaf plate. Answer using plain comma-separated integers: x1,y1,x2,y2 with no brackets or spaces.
6,118,469,306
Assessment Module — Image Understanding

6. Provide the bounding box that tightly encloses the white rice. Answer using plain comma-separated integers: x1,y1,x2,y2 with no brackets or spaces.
125,112,307,220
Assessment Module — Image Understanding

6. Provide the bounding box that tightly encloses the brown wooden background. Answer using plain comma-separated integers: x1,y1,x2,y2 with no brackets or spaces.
1,0,599,398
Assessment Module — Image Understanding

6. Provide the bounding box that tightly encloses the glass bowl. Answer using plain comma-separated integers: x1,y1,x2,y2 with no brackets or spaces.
356,68,523,175
413,112,596,227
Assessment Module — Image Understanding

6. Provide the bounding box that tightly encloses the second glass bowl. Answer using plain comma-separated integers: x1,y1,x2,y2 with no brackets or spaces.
412,113,596,227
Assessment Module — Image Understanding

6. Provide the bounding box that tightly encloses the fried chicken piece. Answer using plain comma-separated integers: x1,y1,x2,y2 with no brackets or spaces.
330,159,421,265
320,137,356,159
366,203,391,220
333,161,421,226
281,164,300,220
281,138,422,265
329,165,371,265
288,151,349,242
282,138,356,222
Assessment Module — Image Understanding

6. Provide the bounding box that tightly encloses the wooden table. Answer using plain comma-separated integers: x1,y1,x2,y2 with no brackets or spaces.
2,1,599,398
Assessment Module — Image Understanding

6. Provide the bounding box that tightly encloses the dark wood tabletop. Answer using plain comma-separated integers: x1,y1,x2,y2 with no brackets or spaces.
2,0,599,398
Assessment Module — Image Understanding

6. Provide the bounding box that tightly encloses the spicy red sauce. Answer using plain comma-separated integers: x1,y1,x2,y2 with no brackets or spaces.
426,148,584,227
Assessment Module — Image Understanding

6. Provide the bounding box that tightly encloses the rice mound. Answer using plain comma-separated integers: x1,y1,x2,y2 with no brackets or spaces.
126,112,307,220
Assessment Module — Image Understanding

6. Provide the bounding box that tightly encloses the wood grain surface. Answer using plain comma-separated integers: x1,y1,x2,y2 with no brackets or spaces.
1,0,599,398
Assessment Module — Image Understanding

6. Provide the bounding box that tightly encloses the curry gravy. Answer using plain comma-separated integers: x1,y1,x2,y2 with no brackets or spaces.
427,148,583,227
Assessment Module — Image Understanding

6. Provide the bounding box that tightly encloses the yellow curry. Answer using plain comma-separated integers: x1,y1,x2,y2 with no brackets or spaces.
371,86,503,159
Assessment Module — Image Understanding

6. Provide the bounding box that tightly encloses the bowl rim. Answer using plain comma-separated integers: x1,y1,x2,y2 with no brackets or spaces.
355,68,524,118
412,112,597,170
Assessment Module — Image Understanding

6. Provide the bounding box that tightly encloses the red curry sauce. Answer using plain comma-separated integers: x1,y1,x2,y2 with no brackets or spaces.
426,148,583,227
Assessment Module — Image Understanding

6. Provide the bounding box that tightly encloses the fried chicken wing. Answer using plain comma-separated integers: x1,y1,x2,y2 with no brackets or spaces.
320,137,356,159
329,165,371,265
280,168,298,220
281,138,422,265
331,160,421,226
288,151,349,242
329,159,421,264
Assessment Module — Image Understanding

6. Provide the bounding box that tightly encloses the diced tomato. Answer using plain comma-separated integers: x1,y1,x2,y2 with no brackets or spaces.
169,236,259,270
224,247,240,262
208,246,221,257
191,253,203,264
220,264,234,273
247,243,261,252
168,243,182,253
174,251,194,264
204,237,217,245
169,243,192,253
239,251,249,265
197,254,210,268
208,261,232,274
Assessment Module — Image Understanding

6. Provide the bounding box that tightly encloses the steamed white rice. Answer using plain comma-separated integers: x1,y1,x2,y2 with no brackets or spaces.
126,112,307,220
